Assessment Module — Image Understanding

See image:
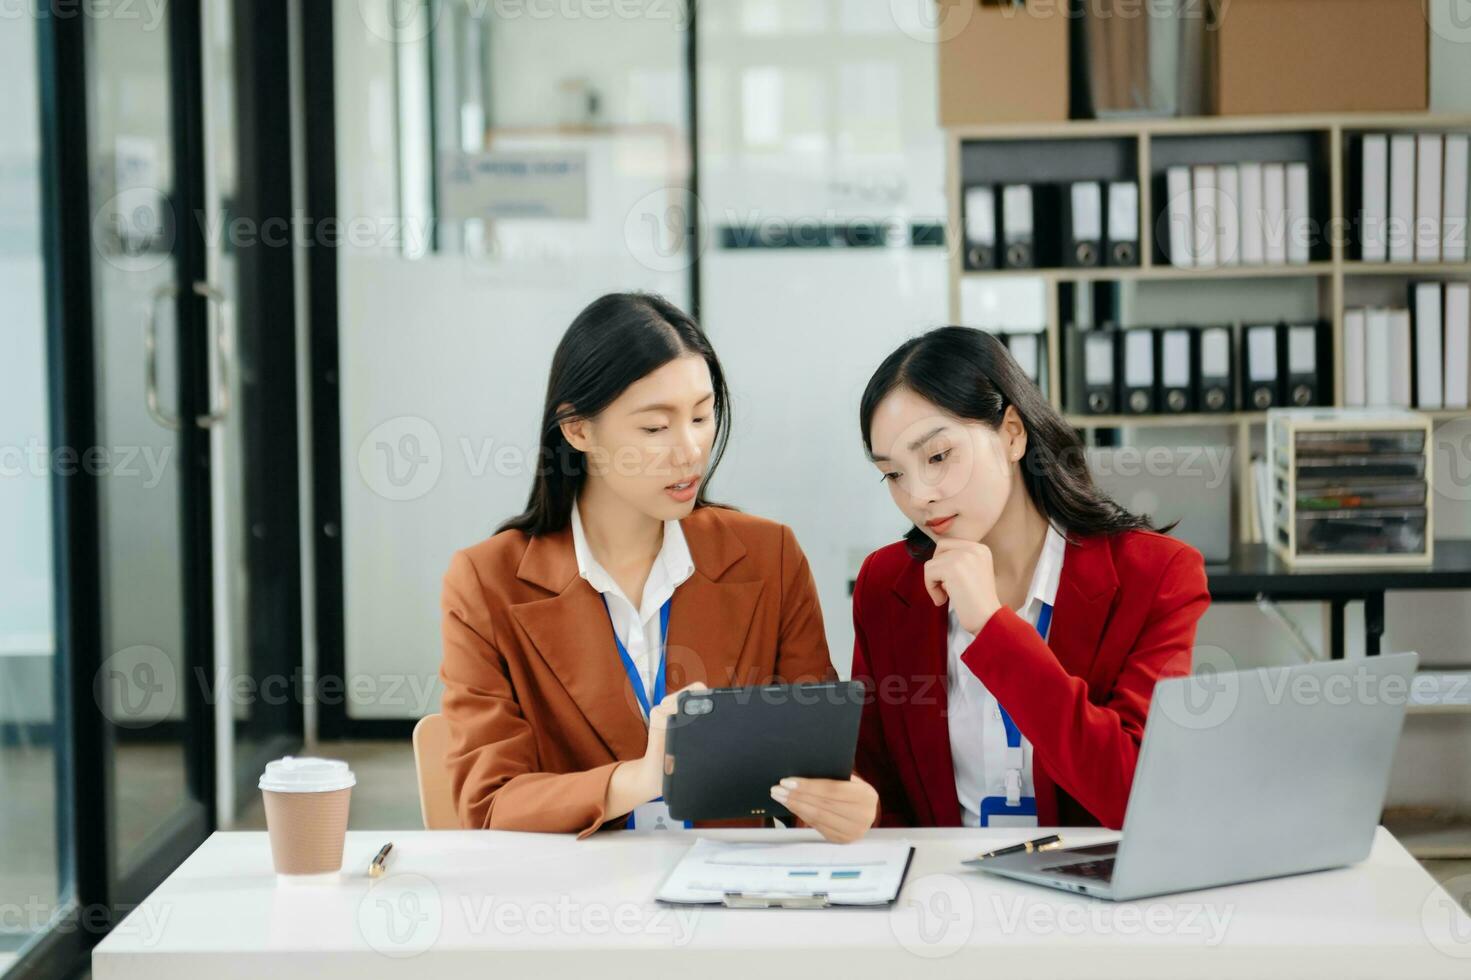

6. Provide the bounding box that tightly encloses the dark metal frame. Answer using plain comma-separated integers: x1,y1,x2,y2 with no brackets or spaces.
685,3,700,319
229,0,306,804
21,7,104,978
301,0,355,741
163,0,220,862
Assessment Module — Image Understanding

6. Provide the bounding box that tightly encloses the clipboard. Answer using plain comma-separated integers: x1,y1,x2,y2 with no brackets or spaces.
654,839,917,910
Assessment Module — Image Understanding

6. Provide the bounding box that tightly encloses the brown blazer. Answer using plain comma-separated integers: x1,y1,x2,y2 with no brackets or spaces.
439,505,835,837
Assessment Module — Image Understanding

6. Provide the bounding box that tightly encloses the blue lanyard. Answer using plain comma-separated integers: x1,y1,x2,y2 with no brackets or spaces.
603,596,672,718
998,600,1053,748
979,599,1053,825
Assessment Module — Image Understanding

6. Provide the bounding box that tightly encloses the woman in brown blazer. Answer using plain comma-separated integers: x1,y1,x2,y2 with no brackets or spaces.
439,293,879,841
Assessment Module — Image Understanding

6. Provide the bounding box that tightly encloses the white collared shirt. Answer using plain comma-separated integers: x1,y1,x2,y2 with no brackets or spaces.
570,500,696,722
948,523,1067,828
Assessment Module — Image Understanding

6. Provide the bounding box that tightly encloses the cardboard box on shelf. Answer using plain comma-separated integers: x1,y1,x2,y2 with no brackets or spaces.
936,0,1069,126
1212,0,1427,115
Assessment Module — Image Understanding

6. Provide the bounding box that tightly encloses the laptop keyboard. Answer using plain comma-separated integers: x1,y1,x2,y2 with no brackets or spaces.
1041,857,1116,882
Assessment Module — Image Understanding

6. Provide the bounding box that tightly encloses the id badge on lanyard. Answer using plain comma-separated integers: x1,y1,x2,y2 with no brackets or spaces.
605,596,692,831
977,601,1052,828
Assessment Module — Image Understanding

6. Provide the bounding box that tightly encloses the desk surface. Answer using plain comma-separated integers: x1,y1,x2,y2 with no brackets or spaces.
93,827,1471,979
1204,540,1471,599
846,540,1471,599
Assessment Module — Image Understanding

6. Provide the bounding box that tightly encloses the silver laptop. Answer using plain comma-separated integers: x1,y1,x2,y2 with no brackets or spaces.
1086,446,1233,563
977,653,1417,900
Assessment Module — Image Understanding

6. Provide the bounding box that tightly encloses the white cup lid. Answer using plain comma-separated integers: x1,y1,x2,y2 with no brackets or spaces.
259,756,356,793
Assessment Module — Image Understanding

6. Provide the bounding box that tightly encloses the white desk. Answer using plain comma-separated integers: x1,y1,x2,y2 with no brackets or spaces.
93,827,1471,979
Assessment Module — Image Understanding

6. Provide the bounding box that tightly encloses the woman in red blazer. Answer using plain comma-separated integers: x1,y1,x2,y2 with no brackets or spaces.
778,326,1210,833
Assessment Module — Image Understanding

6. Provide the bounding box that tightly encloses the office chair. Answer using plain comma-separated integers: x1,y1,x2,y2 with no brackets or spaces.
412,713,459,830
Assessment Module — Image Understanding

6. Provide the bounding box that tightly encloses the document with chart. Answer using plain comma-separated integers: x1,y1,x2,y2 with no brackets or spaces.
656,838,915,908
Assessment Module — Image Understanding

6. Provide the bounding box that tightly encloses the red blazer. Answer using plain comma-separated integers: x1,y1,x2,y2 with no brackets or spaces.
851,529,1210,830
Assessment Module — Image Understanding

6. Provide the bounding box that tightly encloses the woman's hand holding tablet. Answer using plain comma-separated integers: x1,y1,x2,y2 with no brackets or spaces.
610,681,878,843
769,775,879,844
604,682,709,819
659,682,877,843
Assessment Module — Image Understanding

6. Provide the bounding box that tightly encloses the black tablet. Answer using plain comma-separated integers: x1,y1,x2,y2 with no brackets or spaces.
661,681,865,822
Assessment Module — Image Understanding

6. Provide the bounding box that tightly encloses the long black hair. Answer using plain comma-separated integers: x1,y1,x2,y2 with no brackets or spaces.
498,292,731,537
859,326,1170,557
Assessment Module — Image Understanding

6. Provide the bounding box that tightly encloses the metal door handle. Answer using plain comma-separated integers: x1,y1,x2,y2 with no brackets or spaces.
193,281,230,428
144,282,181,430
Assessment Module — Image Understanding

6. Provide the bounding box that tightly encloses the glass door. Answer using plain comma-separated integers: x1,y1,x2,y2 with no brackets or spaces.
199,0,303,824
87,0,304,859
83,0,215,900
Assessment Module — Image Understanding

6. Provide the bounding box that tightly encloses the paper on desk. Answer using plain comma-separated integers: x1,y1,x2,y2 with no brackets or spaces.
656,838,913,907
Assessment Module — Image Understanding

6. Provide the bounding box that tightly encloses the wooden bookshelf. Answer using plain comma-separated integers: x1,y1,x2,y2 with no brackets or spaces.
1340,260,1471,276
1063,411,1265,428
946,112,1471,547
960,262,1338,283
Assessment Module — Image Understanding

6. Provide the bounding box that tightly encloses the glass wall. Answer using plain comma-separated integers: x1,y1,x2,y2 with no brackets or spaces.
696,0,950,669
327,0,963,716
336,0,694,723
0,12,63,973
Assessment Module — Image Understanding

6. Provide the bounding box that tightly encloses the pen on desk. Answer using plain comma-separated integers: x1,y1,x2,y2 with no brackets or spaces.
974,834,1062,861
368,841,394,878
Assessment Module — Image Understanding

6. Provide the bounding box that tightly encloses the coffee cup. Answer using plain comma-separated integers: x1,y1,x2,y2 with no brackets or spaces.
259,756,355,876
